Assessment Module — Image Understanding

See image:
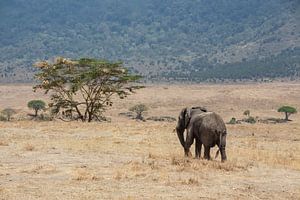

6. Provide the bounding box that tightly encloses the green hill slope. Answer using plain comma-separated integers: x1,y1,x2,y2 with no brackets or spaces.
0,0,299,82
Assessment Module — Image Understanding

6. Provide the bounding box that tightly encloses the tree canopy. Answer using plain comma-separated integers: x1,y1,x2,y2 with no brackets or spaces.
278,106,297,121
34,57,142,122
27,100,46,117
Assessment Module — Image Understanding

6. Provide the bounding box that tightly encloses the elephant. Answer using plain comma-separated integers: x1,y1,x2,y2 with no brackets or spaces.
176,107,227,162
175,107,207,158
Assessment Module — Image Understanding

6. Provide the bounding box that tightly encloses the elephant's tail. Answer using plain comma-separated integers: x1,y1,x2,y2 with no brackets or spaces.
215,130,226,159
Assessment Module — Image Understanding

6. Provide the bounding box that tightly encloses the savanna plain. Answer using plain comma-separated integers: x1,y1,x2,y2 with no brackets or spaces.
0,83,300,200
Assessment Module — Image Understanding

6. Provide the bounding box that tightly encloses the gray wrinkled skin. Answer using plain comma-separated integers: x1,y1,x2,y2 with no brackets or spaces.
176,107,227,162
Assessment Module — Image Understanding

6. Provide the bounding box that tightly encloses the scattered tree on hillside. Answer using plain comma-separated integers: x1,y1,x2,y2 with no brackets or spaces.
1,108,16,121
33,57,142,122
27,100,46,117
278,106,297,121
129,104,148,120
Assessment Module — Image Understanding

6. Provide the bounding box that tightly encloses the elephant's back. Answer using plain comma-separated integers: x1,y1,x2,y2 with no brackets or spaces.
195,112,226,132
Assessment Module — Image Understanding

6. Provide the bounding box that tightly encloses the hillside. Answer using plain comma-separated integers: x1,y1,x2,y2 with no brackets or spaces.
0,0,299,82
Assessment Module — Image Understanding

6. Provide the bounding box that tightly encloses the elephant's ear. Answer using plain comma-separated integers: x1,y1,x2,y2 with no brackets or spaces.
178,108,187,125
184,108,192,128
179,108,187,120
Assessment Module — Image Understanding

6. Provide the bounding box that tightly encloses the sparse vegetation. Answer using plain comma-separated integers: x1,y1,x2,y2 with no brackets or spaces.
33,57,142,122
243,110,250,117
228,117,237,124
27,100,46,117
146,116,176,122
24,144,35,151
72,168,99,181
0,140,9,146
244,116,256,124
228,110,257,124
1,108,16,121
118,112,135,118
129,104,148,120
0,114,7,121
278,106,297,121
242,110,257,124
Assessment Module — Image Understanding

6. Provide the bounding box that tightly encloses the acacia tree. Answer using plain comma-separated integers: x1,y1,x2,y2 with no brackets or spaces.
27,100,46,117
34,57,142,122
278,106,297,121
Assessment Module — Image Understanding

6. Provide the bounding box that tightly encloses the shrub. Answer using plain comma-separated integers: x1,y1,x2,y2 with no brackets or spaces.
1,108,16,121
0,114,7,121
129,104,148,120
228,117,237,124
243,110,250,117
245,116,256,124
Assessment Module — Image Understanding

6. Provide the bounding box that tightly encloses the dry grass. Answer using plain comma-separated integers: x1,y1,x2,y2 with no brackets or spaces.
72,168,100,181
0,140,9,146
0,83,300,200
23,143,35,151
113,171,123,180
20,164,57,174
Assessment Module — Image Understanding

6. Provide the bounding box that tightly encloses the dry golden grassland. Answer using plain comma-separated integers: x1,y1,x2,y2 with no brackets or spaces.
0,83,300,200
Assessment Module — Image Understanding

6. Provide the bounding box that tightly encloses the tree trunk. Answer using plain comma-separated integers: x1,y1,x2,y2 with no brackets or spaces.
88,111,93,122
285,112,289,121
35,109,38,117
74,105,84,122
136,113,143,120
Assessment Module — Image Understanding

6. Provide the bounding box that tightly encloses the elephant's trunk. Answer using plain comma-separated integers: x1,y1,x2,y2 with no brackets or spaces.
176,125,185,148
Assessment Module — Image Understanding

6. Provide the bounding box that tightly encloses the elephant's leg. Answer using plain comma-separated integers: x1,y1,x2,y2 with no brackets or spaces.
195,138,202,159
220,147,227,162
204,145,211,160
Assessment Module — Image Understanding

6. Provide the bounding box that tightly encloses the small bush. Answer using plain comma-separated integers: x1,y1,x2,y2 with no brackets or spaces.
245,116,256,124
243,110,250,117
129,104,148,120
38,113,54,121
1,108,17,121
0,114,7,121
228,117,237,124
